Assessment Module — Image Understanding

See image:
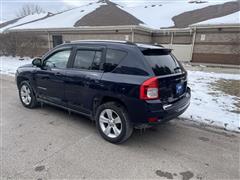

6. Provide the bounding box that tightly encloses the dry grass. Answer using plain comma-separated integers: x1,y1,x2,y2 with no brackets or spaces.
212,79,240,97
210,79,240,114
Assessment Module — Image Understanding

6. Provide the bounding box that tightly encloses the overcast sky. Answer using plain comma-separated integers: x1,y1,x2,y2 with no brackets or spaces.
0,0,230,22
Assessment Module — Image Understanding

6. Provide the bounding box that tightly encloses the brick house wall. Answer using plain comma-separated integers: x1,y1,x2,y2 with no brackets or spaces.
192,27,240,65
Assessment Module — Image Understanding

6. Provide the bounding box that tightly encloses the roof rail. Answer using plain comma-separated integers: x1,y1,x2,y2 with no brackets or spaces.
70,39,136,45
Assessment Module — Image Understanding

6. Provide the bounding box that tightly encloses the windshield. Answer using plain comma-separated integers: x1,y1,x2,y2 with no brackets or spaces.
142,49,181,76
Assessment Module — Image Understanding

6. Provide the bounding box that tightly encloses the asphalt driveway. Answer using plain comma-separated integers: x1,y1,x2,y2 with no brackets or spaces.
1,75,239,180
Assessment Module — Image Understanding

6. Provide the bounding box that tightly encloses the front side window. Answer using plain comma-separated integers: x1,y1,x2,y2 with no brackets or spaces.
104,49,127,72
44,50,71,69
73,50,102,70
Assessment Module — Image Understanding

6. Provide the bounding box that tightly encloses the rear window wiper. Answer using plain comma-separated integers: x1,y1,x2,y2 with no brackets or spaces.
174,67,182,73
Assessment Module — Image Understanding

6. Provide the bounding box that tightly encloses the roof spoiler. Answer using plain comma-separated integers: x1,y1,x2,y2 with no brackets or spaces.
141,48,172,55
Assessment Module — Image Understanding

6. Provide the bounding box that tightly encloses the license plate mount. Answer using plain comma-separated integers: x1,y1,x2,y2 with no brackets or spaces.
176,83,184,95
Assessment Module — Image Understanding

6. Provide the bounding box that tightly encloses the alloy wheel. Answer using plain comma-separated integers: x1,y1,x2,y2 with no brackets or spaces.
99,109,122,138
20,85,32,105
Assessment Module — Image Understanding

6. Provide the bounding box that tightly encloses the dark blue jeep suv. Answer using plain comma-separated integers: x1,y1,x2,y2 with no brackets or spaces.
16,40,191,143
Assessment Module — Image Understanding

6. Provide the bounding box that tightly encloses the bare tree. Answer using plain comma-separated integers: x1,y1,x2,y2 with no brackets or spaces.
16,4,45,17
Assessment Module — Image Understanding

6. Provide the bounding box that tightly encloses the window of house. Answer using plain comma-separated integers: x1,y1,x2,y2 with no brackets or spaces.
52,35,63,47
73,50,102,70
103,49,127,72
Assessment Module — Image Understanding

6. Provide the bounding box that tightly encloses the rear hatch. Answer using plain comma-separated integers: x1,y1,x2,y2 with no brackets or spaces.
141,48,187,103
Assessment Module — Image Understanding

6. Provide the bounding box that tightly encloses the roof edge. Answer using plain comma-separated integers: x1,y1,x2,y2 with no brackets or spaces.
189,23,240,28
7,25,153,33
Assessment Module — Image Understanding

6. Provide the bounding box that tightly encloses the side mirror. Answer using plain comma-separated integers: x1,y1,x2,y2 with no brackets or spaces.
32,57,42,67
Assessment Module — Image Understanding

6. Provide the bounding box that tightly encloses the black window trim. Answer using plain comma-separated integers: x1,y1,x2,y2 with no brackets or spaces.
69,46,106,72
42,47,73,70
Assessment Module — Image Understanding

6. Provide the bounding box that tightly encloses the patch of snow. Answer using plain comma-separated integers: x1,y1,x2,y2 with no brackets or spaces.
181,71,240,132
192,11,240,26
119,1,226,29
10,2,105,30
0,13,48,33
0,56,32,75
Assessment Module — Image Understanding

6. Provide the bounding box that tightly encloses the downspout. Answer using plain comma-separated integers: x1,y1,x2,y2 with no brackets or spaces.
170,32,174,48
131,27,134,42
190,27,197,62
47,31,51,50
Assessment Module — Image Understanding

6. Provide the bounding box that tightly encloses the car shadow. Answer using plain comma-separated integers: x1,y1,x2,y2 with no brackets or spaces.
37,103,184,148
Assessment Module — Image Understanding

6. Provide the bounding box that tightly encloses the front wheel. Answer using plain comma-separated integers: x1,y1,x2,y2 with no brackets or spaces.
19,81,38,108
95,102,133,144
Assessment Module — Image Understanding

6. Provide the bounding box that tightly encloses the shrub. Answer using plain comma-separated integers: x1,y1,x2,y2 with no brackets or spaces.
0,32,48,57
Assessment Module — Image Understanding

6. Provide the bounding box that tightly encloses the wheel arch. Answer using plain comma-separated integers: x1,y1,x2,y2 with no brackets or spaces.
93,96,128,116
17,76,37,96
17,76,30,89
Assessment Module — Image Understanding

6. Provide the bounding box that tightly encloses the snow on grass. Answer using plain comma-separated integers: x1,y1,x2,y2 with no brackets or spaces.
0,56,239,132
181,71,240,132
0,56,32,75
192,11,240,26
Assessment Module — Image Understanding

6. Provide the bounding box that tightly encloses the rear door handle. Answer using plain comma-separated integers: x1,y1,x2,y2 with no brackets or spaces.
55,72,62,76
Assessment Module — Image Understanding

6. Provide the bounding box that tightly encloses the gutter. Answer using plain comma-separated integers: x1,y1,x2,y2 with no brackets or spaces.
155,27,191,33
7,25,153,33
189,24,240,29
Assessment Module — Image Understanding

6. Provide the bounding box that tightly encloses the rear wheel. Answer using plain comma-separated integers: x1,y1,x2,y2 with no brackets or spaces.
95,102,133,144
19,81,38,108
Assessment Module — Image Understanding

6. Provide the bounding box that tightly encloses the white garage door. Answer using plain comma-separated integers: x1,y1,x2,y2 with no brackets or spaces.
162,44,192,62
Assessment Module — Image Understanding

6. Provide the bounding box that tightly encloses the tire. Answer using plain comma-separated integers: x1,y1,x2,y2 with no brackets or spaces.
19,81,38,108
95,102,133,144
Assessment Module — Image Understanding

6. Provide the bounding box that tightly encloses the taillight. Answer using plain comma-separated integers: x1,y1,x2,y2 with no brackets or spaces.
148,117,158,123
140,77,159,100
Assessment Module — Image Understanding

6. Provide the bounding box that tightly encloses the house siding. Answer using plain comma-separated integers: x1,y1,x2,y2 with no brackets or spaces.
134,29,152,43
2,26,240,65
152,34,171,44
62,33,132,42
192,27,240,65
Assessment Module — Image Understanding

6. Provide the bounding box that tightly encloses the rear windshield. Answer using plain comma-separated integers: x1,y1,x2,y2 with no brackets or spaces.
142,49,181,76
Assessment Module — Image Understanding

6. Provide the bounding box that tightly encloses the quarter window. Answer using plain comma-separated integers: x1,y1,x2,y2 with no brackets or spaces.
104,49,127,72
44,50,71,68
73,50,102,70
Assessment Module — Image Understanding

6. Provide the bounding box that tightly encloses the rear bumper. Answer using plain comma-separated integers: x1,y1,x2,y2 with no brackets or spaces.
149,87,191,124
131,87,191,126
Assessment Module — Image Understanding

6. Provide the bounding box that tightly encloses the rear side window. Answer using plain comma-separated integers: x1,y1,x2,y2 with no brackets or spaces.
142,49,181,76
73,50,102,70
104,49,127,72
